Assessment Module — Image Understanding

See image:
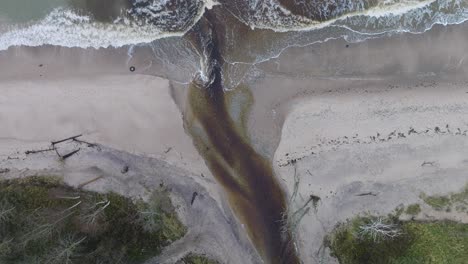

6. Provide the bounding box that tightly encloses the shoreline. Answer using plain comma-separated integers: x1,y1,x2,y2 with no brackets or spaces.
262,22,468,263
0,20,468,263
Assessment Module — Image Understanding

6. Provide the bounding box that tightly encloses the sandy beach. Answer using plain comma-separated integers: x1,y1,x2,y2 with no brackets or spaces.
264,22,468,263
0,47,260,263
1,13,468,264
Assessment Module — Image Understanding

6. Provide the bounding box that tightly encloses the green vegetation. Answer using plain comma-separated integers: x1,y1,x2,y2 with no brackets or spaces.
327,216,468,264
393,204,405,217
420,184,468,212
420,194,451,211
0,176,186,264
179,253,220,264
405,204,421,216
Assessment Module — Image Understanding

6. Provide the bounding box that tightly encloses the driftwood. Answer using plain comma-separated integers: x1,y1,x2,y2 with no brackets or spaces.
61,149,81,160
73,138,99,148
191,192,198,205
78,175,104,189
25,148,55,155
356,192,378,197
51,134,82,146
421,161,435,167
164,147,172,154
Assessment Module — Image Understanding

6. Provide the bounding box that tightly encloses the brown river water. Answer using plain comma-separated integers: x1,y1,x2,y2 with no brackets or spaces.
183,12,300,264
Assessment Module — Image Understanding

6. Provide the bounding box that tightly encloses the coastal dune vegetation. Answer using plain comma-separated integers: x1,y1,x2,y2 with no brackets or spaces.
0,175,216,264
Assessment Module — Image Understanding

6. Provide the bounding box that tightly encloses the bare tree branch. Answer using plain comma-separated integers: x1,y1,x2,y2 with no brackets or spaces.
357,217,402,242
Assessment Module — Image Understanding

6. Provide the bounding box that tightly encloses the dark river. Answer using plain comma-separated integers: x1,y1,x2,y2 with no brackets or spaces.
184,12,300,264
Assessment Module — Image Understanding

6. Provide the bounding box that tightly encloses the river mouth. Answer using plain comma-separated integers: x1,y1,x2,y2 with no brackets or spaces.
183,14,300,264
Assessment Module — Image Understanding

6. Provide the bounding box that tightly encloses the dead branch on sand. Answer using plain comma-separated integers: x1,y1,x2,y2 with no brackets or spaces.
356,192,378,197
25,148,55,155
77,176,104,189
51,135,83,146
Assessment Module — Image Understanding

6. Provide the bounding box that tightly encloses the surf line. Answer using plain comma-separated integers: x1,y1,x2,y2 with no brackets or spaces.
183,11,301,264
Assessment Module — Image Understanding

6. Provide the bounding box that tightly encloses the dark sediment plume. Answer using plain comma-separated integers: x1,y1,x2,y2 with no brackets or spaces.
183,11,300,264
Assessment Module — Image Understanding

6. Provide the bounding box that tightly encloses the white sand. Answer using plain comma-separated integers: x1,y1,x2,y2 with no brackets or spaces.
0,74,209,176
262,23,468,263
274,80,468,263
0,71,258,263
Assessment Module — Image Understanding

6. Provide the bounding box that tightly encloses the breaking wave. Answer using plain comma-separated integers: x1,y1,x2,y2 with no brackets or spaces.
0,0,466,52
223,0,468,33
0,0,214,50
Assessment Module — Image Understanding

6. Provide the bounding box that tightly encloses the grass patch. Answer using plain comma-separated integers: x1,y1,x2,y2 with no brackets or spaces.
179,253,220,264
420,184,468,212
450,185,468,210
405,204,421,216
327,216,468,264
0,176,186,263
421,194,451,211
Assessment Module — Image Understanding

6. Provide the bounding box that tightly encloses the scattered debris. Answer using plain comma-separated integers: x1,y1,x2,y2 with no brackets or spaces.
121,165,129,174
191,192,198,205
0,168,10,174
279,124,468,167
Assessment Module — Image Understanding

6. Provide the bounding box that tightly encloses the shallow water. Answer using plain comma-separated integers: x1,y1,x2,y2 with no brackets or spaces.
184,15,299,263
0,0,67,22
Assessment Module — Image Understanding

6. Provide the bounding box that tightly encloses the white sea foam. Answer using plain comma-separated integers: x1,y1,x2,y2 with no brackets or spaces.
0,0,466,51
244,0,467,32
0,0,216,51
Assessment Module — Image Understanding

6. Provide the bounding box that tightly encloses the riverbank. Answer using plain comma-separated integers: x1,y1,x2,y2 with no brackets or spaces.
0,49,260,262
258,22,468,263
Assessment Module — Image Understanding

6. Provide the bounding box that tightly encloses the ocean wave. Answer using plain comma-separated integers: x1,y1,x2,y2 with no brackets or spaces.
224,0,467,32
217,0,467,89
0,0,217,50
0,0,465,52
